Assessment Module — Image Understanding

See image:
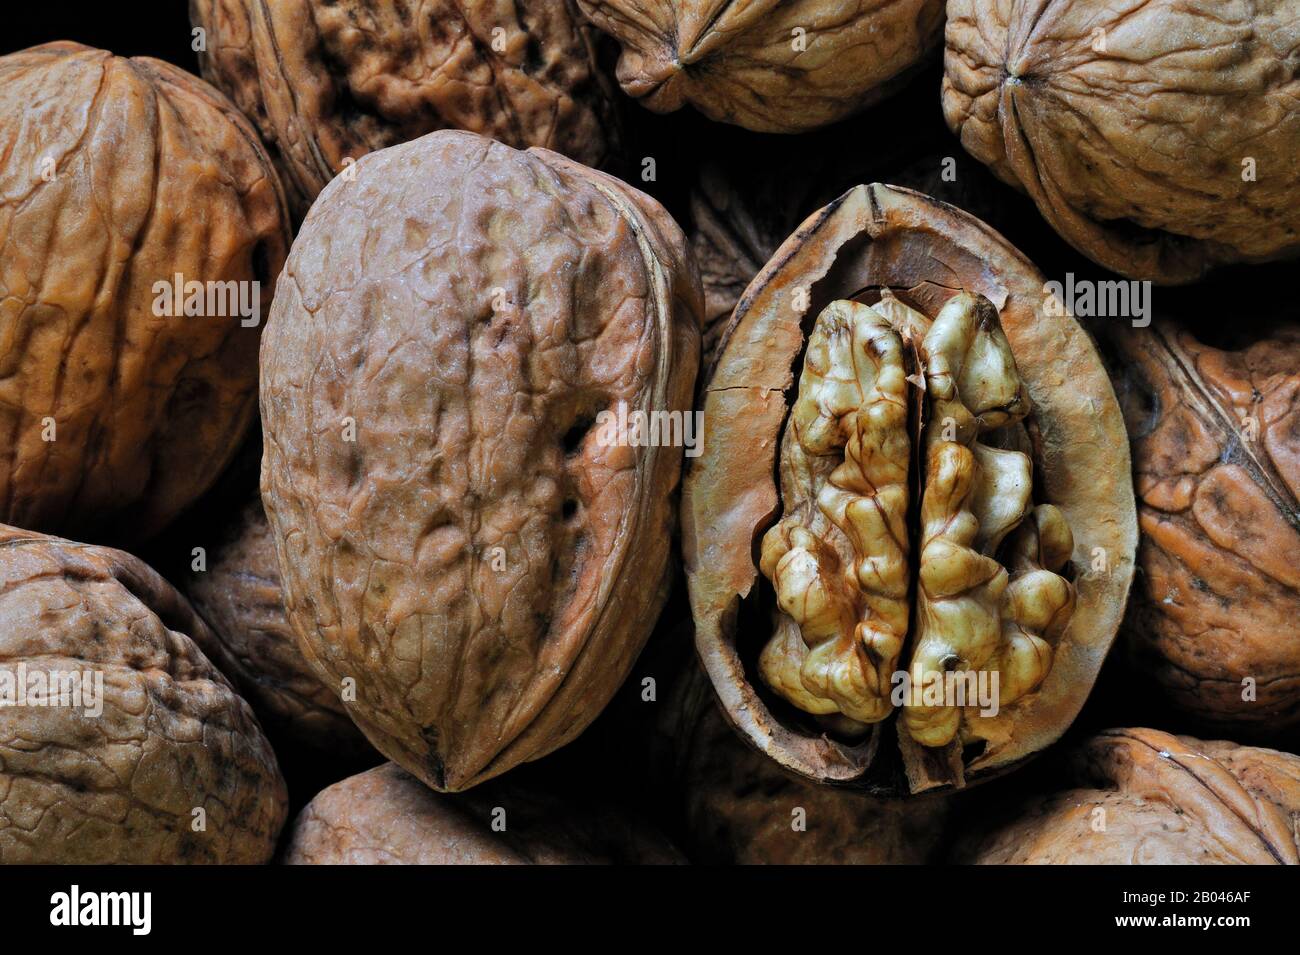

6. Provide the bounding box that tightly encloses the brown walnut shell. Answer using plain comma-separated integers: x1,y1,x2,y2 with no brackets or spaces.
0,527,287,863
1108,321,1300,733
682,183,1136,795
185,497,373,756
665,659,950,864
577,0,945,133
943,0,1300,283
0,42,291,544
261,129,702,793
955,728,1300,864
283,761,683,864
191,0,622,218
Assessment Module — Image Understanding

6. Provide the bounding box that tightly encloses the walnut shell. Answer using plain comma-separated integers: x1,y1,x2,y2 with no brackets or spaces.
0,42,290,544
191,0,622,217
283,762,682,864
1108,321,1300,733
261,129,702,793
955,728,1300,864
682,183,1136,795
667,660,950,864
943,0,1300,283
185,497,373,756
0,527,287,863
577,0,945,133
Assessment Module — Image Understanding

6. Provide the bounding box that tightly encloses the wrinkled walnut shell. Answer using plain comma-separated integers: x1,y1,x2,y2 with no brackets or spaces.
283,762,682,864
955,728,1300,864
186,497,373,756
191,0,622,217
0,527,287,863
261,129,702,793
682,183,1136,795
1108,321,1300,733
943,0,1300,283
578,0,945,133
0,42,290,543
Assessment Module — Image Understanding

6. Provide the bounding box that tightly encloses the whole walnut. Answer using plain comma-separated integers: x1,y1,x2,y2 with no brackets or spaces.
186,498,373,757
191,0,622,217
578,0,945,132
0,527,287,863
284,762,682,864
261,129,702,793
955,728,1300,864
1108,321,1300,734
943,0,1300,283
683,184,1136,795
0,42,290,544
666,660,950,864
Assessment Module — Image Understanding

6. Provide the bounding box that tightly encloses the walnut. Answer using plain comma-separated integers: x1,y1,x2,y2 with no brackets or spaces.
0,42,290,544
0,527,287,863
191,0,622,217
942,0,1300,283
185,497,373,757
1107,320,1300,734
261,129,702,793
955,728,1300,864
665,658,951,864
283,762,682,864
683,183,1136,795
577,0,945,133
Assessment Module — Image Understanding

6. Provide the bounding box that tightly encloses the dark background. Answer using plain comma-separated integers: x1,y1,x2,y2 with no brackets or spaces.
4,1,1297,860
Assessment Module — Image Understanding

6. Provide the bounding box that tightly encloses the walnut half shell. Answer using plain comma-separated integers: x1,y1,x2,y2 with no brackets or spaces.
682,184,1136,795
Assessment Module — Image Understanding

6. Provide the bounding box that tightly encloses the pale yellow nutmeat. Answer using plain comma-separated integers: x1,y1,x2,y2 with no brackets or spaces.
904,293,1045,748
988,504,1076,708
759,301,911,727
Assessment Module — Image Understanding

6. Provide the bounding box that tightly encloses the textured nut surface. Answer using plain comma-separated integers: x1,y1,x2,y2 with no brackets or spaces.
283,761,682,864
261,129,701,792
665,660,950,864
957,728,1300,864
0,527,287,863
0,42,290,543
192,0,621,216
1109,321,1300,732
943,0,1300,283
683,184,1135,794
186,498,372,755
577,0,944,132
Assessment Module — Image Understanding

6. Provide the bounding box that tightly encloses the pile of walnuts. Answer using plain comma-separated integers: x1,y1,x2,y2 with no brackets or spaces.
1,0,1298,867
